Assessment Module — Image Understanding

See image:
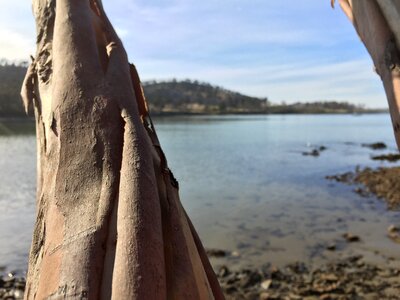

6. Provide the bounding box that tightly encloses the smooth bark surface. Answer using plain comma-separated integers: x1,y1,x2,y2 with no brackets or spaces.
337,0,400,149
22,0,223,299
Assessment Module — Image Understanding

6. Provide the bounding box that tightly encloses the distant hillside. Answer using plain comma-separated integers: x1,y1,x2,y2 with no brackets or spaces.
0,64,268,116
268,101,386,114
0,62,386,117
142,80,268,114
0,63,28,117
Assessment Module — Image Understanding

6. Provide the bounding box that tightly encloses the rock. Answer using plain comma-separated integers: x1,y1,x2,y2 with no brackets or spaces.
259,292,270,300
342,233,361,242
362,142,387,150
287,262,308,274
371,153,400,162
320,273,339,282
206,248,227,257
325,172,354,183
231,251,241,257
326,244,336,251
387,225,400,243
260,279,272,290
354,187,369,197
302,149,320,157
388,224,399,233
218,265,230,277
225,285,238,295
0,288,6,297
3,291,16,300
13,289,24,299
239,271,262,288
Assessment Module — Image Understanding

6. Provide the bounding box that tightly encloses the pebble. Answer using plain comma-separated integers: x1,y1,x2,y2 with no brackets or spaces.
342,233,360,242
326,244,336,251
260,279,272,290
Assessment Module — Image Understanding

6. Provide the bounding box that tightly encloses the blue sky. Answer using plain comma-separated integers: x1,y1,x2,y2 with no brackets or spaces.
0,0,387,107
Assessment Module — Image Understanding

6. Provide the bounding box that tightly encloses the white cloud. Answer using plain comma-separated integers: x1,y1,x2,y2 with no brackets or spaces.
0,29,35,60
136,57,386,107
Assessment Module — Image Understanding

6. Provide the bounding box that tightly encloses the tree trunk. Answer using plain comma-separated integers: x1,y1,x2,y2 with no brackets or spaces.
21,0,224,299
337,0,400,149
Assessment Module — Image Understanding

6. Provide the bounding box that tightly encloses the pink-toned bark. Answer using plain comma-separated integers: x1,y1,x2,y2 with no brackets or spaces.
22,0,224,299
336,0,400,148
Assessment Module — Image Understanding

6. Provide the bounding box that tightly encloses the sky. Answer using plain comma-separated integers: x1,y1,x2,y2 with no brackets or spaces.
0,0,388,108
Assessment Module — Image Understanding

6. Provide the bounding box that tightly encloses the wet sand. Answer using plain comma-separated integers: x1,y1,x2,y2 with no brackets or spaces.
207,160,400,299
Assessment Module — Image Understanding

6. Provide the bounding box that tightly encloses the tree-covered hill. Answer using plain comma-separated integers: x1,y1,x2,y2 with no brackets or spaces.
0,62,28,117
0,62,385,117
142,79,268,114
268,101,379,114
0,64,268,116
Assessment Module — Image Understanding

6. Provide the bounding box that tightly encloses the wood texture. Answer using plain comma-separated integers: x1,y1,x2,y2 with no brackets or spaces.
22,0,224,299
338,0,400,148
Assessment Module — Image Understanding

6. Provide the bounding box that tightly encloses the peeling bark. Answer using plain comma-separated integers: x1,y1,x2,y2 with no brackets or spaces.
23,0,224,299
337,0,400,149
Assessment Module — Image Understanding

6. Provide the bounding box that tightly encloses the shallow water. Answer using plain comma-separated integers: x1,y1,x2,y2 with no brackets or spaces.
1,114,400,273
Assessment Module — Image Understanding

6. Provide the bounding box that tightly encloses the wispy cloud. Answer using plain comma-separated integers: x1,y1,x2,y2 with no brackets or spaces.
0,0,387,107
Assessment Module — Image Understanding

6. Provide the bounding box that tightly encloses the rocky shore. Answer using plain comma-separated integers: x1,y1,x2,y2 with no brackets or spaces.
0,273,25,300
217,255,400,299
326,166,400,210
3,254,400,300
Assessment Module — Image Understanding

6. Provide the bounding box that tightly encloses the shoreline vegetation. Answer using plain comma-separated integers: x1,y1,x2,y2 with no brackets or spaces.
0,63,387,118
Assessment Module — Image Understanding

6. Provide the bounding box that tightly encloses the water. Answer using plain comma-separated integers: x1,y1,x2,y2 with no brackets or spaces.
1,114,400,273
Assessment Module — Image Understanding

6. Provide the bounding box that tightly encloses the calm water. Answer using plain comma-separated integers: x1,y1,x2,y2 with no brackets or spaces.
1,114,400,274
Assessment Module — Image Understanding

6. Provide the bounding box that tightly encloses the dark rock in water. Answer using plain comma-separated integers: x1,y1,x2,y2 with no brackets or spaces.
342,233,361,242
302,149,320,157
326,244,336,251
354,187,370,197
325,172,354,183
371,153,400,162
206,248,228,257
319,146,327,151
362,142,387,150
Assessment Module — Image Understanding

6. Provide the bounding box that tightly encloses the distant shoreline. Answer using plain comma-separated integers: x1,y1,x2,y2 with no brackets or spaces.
0,110,389,122
150,110,388,116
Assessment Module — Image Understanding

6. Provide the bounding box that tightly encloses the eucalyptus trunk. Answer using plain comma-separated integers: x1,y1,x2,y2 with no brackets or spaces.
337,0,400,148
21,0,223,299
